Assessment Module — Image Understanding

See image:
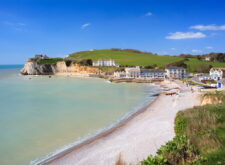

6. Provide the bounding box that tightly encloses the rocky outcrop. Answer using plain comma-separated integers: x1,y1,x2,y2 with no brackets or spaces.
20,61,99,75
20,61,54,75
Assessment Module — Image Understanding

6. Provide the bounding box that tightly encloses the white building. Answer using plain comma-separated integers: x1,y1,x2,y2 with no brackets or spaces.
198,74,212,81
114,67,166,80
113,71,126,78
165,67,186,79
140,70,166,80
93,59,118,67
35,54,49,60
125,66,141,78
210,68,225,80
204,56,211,61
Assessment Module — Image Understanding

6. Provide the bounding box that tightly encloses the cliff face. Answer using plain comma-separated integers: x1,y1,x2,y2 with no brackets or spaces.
20,61,99,75
201,96,222,105
20,61,54,75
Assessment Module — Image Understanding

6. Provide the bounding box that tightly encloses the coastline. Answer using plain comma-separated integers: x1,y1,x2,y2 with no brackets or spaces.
33,80,201,165
31,83,160,165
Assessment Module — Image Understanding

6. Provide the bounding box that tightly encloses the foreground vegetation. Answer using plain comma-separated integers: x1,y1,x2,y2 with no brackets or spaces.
141,92,225,165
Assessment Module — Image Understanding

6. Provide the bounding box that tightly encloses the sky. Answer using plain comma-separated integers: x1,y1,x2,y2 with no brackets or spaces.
1,0,225,64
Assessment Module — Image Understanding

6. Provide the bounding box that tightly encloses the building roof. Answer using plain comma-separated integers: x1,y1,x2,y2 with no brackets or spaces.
141,69,166,73
165,67,185,70
211,67,225,71
125,67,140,72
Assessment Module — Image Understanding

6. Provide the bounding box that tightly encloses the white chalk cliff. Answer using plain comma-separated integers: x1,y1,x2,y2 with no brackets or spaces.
20,61,99,75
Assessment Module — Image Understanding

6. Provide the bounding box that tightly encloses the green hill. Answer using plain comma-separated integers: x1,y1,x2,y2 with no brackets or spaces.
68,49,225,71
69,49,182,67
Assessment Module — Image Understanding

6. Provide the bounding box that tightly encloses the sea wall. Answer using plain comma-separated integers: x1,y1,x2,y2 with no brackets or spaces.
20,61,99,75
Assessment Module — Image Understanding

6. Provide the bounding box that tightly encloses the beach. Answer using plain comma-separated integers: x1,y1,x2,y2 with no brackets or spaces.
36,80,201,165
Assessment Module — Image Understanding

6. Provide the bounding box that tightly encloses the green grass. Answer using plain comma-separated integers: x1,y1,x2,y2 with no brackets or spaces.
142,92,225,165
186,58,225,72
37,58,63,64
69,49,225,71
176,103,225,165
69,49,182,67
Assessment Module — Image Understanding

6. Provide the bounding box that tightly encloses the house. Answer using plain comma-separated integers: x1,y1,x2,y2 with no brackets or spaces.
113,71,126,78
165,67,186,79
114,67,166,80
204,56,211,61
210,68,225,80
198,74,212,81
35,54,49,60
92,59,118,67
140,70,166,80
125,66,141,78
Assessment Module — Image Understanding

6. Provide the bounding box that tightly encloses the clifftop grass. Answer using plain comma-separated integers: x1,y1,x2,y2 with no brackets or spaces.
141,92,225,165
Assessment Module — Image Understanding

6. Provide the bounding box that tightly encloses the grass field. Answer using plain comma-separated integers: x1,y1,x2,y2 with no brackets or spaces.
69,49,182,67
186,58,225,72
69,49,225,72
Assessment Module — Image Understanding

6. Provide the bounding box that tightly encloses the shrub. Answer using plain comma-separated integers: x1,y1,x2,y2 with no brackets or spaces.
78,59,93,66
144,64,158,69
65,60,72,67
141,155,168,165
166,59,188,68
37,58,63,64
194,64,212,73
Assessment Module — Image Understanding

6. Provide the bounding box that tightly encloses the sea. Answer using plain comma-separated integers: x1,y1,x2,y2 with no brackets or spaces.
0,65,160,165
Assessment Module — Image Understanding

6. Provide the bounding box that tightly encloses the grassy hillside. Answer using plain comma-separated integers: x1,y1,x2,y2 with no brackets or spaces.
186,58,225,72
141,91,225,165
69,49,182,67
69,49,225,71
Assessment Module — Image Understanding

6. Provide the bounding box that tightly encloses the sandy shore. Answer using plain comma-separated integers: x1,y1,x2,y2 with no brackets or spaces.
54,72,92,77
37,80,201,165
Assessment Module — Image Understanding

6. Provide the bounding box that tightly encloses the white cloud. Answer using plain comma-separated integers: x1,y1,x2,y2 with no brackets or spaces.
2,21,27,31
192,49,202,53
145,12,153,16
3,21,26,27
171,48,176,50
81,23,91,29
190,24,225,31
205,46,213,49
166,32,206,39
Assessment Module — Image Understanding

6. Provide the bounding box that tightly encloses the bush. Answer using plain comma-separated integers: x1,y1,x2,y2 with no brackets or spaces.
78,59,93,66
141,155,168,165
166,59,188,68
65,60,72,67
194,64,212,73
37,58,63,64
144,64,158,69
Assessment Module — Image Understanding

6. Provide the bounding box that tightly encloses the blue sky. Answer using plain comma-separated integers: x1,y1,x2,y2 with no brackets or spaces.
1,0,225,64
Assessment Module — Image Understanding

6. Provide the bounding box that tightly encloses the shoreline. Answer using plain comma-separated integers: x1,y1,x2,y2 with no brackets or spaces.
33,80,201,165
31,84,160,165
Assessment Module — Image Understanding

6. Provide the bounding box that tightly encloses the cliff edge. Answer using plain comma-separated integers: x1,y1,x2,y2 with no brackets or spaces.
20,61,99,75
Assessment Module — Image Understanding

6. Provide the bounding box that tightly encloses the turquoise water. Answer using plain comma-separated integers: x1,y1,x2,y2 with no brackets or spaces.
0,66,159,165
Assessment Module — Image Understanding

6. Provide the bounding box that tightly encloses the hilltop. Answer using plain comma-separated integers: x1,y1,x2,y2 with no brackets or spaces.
68,49,182,67
68,49,225,72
